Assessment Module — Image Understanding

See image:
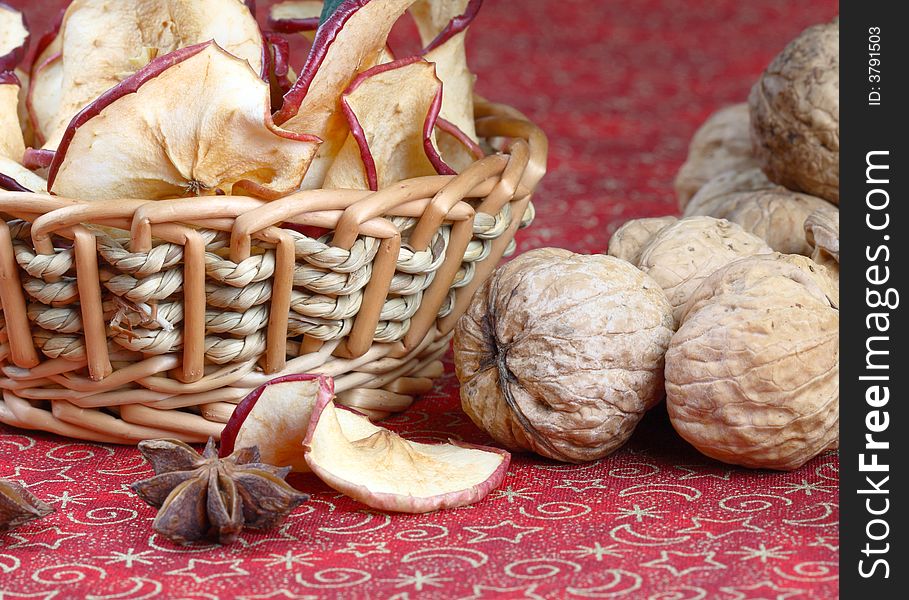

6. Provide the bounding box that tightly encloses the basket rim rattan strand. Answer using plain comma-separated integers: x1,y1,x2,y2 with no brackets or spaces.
0,98,547,444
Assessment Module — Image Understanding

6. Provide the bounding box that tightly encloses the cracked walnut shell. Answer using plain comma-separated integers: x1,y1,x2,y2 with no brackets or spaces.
454,248,674,463
666,255,839,471
684,168,837,256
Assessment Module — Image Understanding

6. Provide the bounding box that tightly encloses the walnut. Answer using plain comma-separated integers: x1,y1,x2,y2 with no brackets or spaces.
453,248,674,463
675,103,759,208
749,19,839,203
666,255,839,470
805,207,839,265
607,216,677,265
684,168,837,255
636,216,772,323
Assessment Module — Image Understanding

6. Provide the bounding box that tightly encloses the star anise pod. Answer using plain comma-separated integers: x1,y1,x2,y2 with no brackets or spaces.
1,479,54,532
131,438,308,545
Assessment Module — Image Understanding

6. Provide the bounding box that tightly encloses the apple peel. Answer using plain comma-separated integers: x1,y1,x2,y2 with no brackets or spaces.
0,3,29,72
324,57,453,190
436,117,484,172
411,0,481,141
48,42,320,201
0,157,48,193
221,374,334,473
269,0,323,40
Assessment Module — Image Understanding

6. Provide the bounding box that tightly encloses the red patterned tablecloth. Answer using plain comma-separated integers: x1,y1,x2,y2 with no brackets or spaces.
2,1,839,598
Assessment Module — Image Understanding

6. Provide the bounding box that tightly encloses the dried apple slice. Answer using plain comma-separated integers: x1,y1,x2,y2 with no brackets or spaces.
26,12,66,145
28,52,63,147
274,0,417,188
436,117,483,172
221,375,334,473
0,71,24,161
411,0,481,142
47,42,320,201
269,0,323,41
0,156,48,193
324,57,453,190
40,0,265,151
304,392,509,513
264,33,296,107
0,3,28,72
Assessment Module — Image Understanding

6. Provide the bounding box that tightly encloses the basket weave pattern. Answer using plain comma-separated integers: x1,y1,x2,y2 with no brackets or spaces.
0,100,546,443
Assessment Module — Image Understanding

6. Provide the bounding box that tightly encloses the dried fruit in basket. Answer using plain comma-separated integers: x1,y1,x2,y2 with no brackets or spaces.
666,255,839,470
454,248,675,462
1,479,54,532
47,42,320,201
269,0,323,41
303,390,510,513
323,57,454,190
274,0,419,188
26,14,64,147
35,0,264,152
132,438,309,545
0,3,29,72
411,0,482,143
220,374,335,473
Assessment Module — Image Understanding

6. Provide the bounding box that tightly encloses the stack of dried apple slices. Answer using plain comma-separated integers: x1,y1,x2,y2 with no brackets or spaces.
221,375,510,513
2,0,488,199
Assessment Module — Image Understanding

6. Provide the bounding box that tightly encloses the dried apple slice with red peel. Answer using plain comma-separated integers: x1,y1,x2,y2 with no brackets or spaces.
269,0,323,41
436,117,484,172
0,3,29,72
324,57,454,190
264,33,296,108
39,0,265,151
303,392,510,513
411,0,481,142
221,374,334,473
0,157,48,193
0,71,24,162
47,42,320,201
274,0,417,188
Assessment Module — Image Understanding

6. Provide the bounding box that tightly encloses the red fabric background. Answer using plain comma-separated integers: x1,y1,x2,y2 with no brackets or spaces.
2,1,839,598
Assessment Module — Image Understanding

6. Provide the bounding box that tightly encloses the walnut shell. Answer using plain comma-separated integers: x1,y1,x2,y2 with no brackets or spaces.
684,168,837,255
453,248,674,463
637,217,772,323
675,103,759,209
805,207,839,264
667,256,839,471
607,216,678,265
749,20,839,203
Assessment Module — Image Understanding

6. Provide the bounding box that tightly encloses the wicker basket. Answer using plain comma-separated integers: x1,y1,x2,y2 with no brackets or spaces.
0,99,545,444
